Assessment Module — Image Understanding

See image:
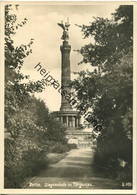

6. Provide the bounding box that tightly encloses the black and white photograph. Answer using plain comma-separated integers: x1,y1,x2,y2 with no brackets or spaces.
0,1,136,192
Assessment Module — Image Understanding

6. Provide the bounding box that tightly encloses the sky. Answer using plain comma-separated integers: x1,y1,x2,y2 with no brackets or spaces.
13,2,120,111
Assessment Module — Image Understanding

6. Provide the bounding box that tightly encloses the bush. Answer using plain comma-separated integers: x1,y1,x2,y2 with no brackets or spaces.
93,132,132,182
48,142,78,153
49,142,70,153
5,140,48,188
22,149,48,175
68,143,77,149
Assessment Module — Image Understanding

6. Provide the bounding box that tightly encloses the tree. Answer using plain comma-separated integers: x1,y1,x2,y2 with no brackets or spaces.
4,4,49,188
4,5,68,188
71,5,133,183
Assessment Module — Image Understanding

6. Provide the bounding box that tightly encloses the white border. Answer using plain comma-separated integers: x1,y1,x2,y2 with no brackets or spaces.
0,0,5,190
0,1,136,194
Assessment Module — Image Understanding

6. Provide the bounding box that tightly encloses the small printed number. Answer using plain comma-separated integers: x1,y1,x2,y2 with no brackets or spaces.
122,182,132,187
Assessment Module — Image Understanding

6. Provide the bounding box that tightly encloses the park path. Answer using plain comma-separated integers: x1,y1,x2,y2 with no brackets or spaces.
25,148,120,189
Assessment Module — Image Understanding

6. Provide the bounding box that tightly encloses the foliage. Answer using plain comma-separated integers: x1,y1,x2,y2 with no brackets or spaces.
68,143,77,149
49,143,77,153
49,142,70,153
4,5,67,188
72,5,133,183
46,117,67,144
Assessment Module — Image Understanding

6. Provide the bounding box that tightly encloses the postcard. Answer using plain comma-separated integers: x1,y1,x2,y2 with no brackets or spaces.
0,1,136,194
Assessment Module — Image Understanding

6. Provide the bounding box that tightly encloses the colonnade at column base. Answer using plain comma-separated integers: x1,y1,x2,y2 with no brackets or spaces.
52,111,92,148
53,110,81,129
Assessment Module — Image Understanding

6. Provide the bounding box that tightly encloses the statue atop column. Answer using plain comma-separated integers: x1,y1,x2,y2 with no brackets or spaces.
57,19,70,41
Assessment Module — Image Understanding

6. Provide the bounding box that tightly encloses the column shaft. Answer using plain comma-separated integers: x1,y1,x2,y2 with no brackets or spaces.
66,116,68,127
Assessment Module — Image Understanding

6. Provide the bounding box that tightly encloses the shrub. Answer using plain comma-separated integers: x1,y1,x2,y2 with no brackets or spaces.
5,139,48,188
49,142,70,153
68,143,77,149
